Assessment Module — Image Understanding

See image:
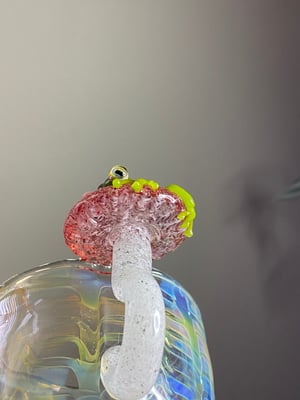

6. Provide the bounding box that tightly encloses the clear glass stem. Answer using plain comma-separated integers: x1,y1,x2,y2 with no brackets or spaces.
100,229,166,400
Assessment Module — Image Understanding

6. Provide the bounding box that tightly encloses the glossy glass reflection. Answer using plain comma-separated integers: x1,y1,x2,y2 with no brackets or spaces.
0,260,214,400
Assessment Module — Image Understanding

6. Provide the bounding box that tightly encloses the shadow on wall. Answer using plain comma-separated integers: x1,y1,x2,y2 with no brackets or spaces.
223,164,300,315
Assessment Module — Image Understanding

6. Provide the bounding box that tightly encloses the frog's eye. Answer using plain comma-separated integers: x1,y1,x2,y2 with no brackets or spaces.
110,165,129,180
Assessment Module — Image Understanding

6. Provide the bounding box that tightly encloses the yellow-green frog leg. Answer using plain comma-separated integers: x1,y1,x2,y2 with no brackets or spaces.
131,178,159,192
112,178,134,188
166,184,196,237
113,177,159,192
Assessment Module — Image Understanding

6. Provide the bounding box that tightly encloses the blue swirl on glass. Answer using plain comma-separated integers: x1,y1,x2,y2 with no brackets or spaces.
0,260,214,399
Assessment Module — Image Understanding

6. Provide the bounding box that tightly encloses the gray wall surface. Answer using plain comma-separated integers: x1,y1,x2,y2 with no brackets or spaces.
0,1,300,399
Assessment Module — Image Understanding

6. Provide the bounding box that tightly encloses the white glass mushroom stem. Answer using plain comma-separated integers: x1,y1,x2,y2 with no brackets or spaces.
100,229,166,400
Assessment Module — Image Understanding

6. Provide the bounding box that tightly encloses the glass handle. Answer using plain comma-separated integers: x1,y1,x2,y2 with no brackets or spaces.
101,230,166,400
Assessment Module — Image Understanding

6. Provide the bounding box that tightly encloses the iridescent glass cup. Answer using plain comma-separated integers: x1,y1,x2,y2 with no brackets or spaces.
0,259,214,400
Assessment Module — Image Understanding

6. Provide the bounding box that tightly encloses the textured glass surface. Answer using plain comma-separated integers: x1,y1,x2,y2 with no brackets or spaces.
64,184,187,266
0,260,214,400
101,231,166,400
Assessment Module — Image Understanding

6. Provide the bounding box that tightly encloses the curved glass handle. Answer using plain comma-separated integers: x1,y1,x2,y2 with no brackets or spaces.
100,230,166,400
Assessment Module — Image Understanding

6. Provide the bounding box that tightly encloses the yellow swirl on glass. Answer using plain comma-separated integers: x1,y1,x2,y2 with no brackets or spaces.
0,260,214,399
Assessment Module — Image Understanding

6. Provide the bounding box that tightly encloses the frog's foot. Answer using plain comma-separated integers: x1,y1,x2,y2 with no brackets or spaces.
131,178,159,192
177,209,196,237
166,184,196,238
112,177,159,192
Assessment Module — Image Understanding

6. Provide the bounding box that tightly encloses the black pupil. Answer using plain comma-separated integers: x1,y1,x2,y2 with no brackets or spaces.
114,169,124,177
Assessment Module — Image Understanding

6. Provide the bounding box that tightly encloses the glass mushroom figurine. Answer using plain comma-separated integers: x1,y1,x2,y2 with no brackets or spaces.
0,165,215,400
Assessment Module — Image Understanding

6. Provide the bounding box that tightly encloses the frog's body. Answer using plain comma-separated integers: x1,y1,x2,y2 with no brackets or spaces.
99,165,196,238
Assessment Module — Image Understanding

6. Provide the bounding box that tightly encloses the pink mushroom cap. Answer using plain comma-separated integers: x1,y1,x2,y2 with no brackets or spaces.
64,183,188,267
